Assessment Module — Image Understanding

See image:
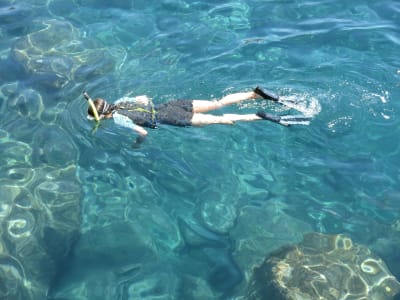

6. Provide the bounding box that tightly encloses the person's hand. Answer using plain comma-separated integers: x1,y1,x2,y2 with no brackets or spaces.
132,134,146,148
135,95,150,106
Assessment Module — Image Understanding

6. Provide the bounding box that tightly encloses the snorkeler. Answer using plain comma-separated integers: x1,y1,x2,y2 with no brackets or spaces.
84,87,310,146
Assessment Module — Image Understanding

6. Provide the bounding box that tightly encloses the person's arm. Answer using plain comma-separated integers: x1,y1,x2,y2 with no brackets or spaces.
132,124,148,148
113,112,148,147
132,123,148,136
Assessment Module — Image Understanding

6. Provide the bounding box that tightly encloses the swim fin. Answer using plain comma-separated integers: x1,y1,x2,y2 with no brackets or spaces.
254,86,280,102
257,111,312,126
256,111,288,126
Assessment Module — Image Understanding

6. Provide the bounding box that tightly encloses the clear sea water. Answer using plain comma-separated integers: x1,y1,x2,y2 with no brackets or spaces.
1,0,400,299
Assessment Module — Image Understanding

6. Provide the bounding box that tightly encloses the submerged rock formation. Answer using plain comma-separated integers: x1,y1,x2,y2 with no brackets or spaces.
246,232,400,300
0,132,81,300
231,201,312,287
10,19,125,90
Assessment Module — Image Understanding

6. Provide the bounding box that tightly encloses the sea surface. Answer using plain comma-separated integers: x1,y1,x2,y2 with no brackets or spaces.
0,0,400,299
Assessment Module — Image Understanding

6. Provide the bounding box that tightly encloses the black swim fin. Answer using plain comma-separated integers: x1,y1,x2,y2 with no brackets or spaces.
257,111,288,126
254,86,280,102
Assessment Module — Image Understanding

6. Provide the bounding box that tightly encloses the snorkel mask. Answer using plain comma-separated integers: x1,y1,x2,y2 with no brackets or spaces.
83,91,100,122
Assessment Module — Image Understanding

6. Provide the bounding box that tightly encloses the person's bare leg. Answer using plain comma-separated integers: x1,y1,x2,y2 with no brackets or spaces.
223,113,262,122
192,91,261,113
191,114,234,126
191,113,262,126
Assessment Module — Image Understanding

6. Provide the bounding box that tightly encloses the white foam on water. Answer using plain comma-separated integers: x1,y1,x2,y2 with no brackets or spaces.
279,94,322,117
370,92,388,104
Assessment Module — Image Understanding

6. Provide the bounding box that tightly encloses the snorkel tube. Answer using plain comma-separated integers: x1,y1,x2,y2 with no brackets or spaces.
83,91,100,122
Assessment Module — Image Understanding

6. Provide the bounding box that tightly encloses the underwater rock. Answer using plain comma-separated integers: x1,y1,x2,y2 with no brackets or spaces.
52,267,178,300
126,206,181,253
0,82,18,114
0,140,32,169
0,254,44,300
0,136,81,300
246,232,400,300
6,86,44,120
391,219,400,232
50,271,121,300
32,125,78,167
121,267,181,300
0,3,34,37
178,217,226,248
11,19,78,89
0,83,46,126
0,4,31,26
49,221,159,299
68,221,157,272
47,0,79,18
199,188,238,234
51,264,178,300
369,221,400,285
203,247,243,293
10,19,125,90
180,275,216,299
230,200,312,287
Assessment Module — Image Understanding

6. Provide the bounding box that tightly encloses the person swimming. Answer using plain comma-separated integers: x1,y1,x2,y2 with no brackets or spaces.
84,87,311,146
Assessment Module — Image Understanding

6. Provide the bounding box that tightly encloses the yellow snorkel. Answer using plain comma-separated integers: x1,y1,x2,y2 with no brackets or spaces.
83,91,100,122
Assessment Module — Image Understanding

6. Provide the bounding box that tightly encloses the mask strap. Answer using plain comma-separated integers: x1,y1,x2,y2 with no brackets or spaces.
83,91,100,122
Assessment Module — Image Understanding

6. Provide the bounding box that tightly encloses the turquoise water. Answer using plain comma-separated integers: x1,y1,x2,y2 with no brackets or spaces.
1,0,400,299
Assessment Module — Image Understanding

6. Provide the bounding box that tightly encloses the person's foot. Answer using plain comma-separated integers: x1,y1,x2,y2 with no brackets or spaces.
254,87,280,102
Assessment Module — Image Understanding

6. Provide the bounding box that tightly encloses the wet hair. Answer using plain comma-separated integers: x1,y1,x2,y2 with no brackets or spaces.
87,98,116,118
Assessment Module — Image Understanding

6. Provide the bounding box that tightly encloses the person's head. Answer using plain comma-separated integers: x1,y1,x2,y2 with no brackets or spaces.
87,98,116,120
